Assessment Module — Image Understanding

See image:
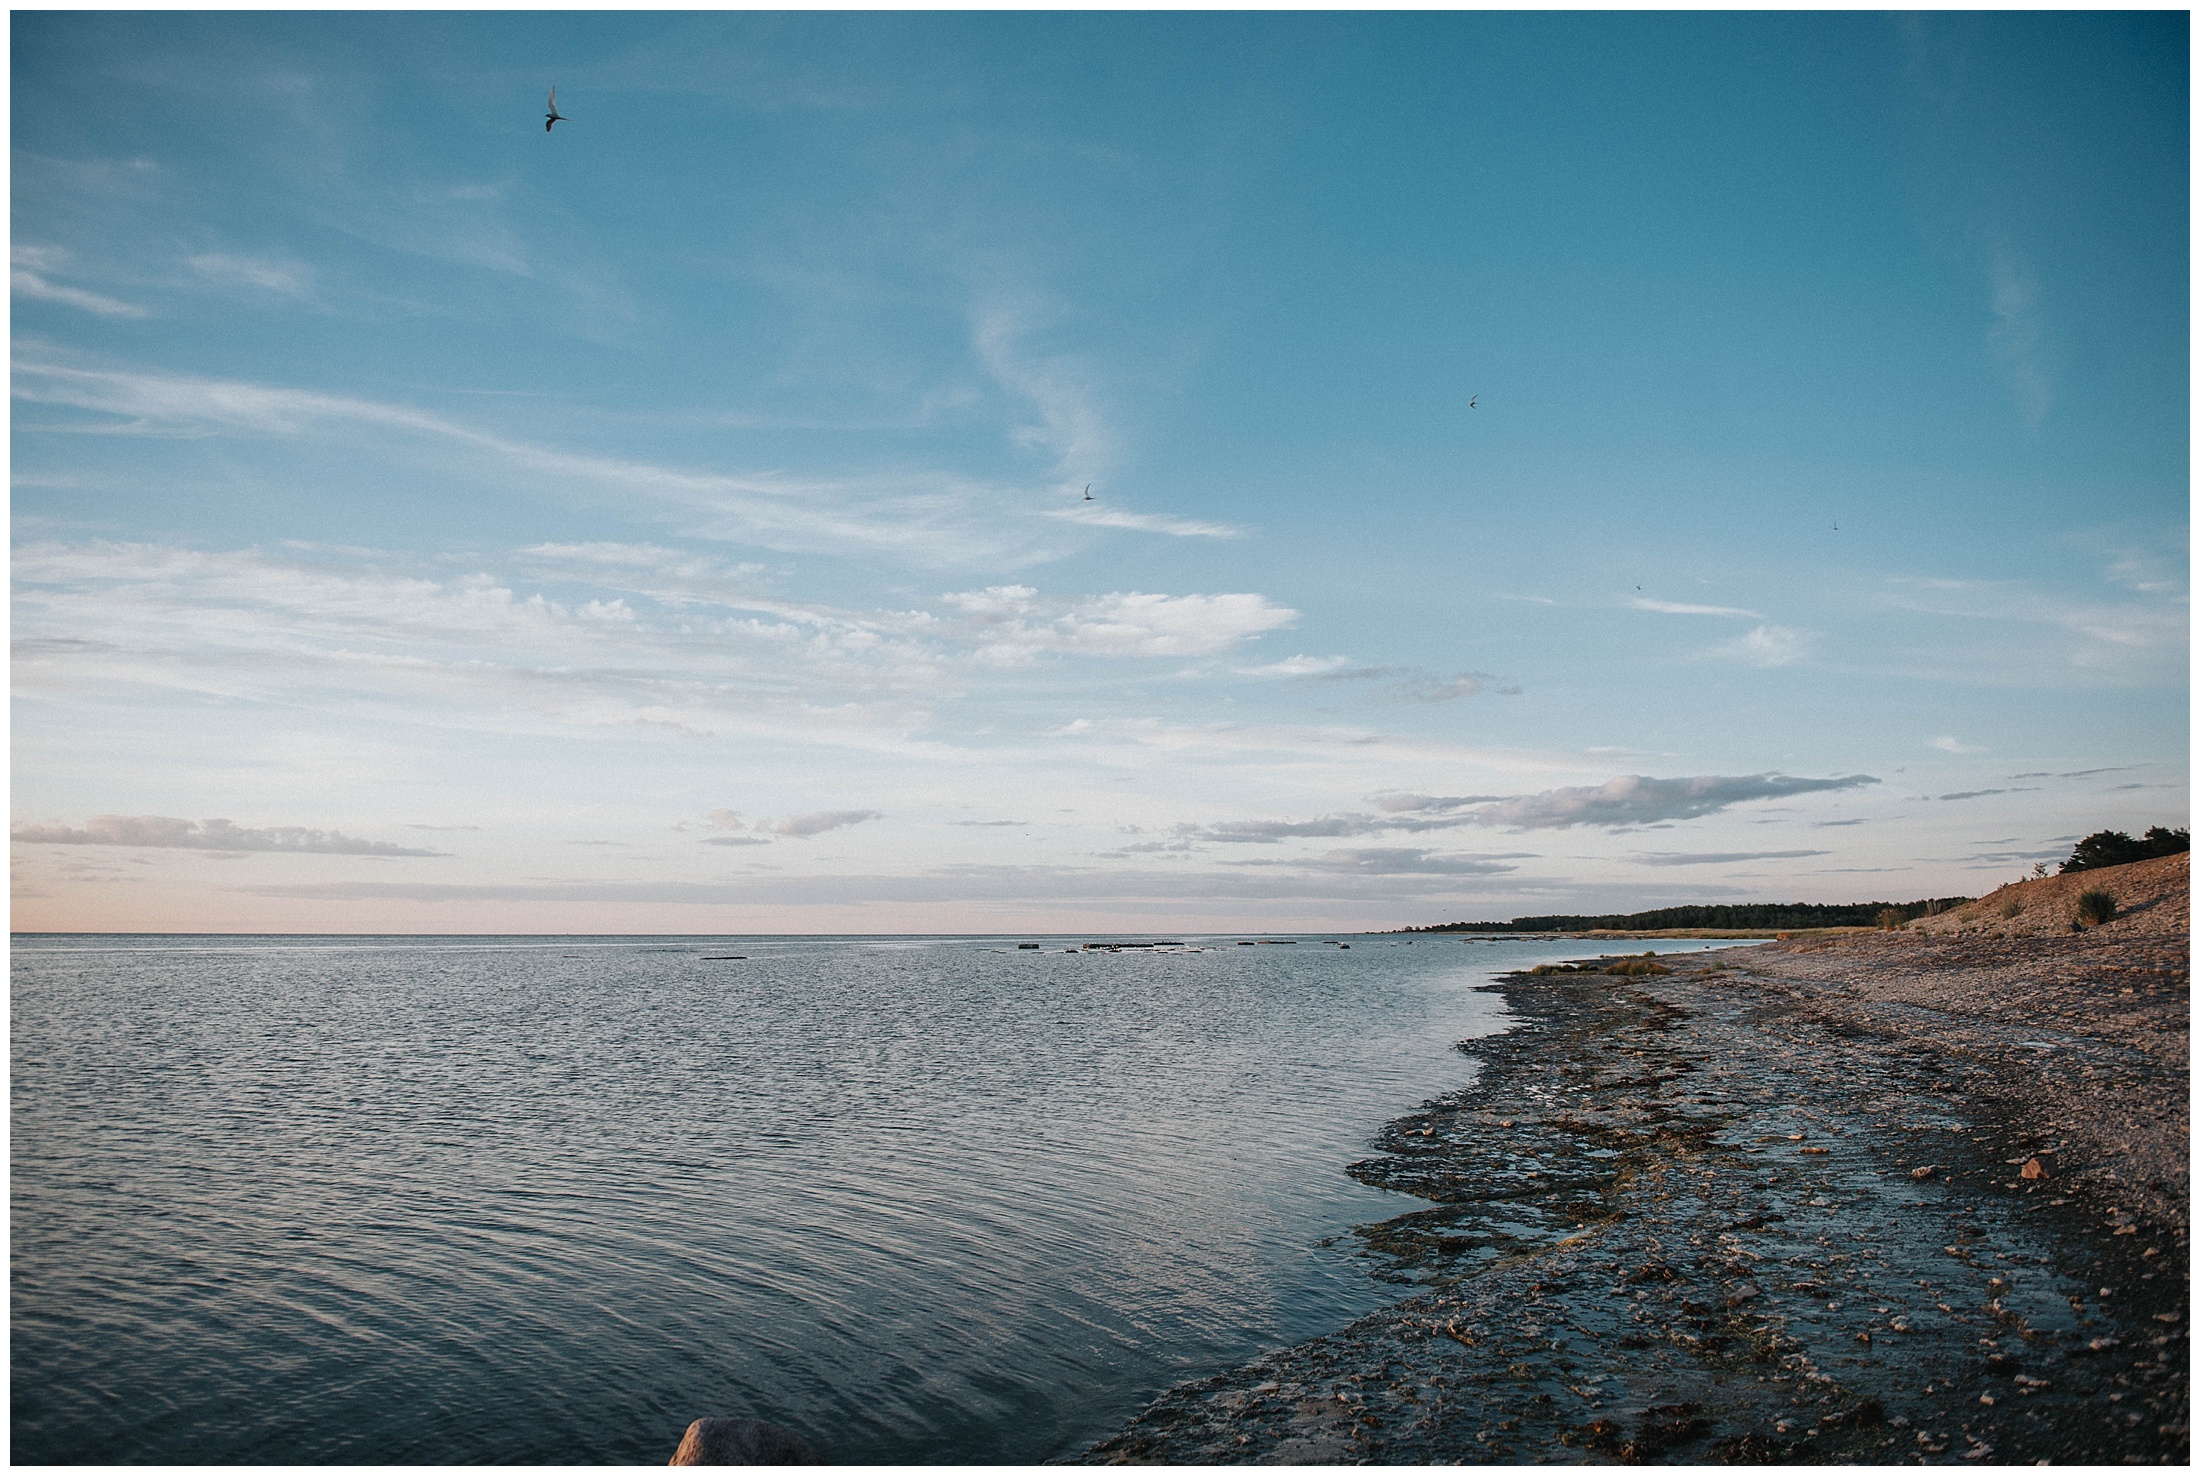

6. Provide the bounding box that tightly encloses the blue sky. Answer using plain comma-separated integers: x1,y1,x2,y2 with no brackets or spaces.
12,11,2188,933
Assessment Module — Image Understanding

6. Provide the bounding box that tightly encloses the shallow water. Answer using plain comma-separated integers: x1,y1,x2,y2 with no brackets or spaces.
11,932,1721,1463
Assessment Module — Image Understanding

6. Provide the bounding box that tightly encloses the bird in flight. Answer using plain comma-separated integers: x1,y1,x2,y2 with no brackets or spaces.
1469,395,1478,409
1082,484,1093,500
545,87,566,132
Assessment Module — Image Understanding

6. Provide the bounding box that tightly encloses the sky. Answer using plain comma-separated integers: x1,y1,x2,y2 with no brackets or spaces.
10,10,2190,935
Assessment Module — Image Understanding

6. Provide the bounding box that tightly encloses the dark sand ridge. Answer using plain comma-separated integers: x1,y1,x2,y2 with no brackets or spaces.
1084,854,2188,1464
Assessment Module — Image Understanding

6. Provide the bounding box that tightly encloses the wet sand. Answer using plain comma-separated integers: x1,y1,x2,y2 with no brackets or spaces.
1084,856,2189,1464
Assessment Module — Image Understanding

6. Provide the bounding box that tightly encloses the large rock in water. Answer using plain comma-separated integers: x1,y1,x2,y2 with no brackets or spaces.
668,1417,823,1465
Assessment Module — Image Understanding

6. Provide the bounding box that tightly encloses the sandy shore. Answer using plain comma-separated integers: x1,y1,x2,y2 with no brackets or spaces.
1083,856,2188,1464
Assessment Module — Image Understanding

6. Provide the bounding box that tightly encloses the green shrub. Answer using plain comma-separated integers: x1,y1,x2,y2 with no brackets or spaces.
2074,890,2118,928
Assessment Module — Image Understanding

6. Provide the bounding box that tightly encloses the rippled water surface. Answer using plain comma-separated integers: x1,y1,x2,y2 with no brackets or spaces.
12,932,1707,1463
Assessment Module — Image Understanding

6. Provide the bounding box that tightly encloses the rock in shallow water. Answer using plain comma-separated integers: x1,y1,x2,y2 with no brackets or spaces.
668,1417,822,1465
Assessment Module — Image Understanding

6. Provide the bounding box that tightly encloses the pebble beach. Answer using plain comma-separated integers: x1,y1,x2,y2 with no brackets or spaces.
1085,854,2189,1464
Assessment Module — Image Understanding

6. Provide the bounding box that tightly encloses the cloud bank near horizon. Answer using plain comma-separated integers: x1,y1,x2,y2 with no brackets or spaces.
11,814,447,857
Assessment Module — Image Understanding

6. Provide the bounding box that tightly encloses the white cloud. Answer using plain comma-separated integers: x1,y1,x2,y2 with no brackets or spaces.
1928,735,1984,754
1627,597,1764,618
13,540,1317,765
11,814,445,856
1712,624,1807,667
10,538,954,752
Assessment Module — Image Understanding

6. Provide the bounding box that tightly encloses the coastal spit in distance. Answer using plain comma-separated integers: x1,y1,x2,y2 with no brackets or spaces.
1085,846,2189,1464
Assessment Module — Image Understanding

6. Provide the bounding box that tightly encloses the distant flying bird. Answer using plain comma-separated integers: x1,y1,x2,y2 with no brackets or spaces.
545,87,566,132
1082,484,1093,500
1469,395,1478,409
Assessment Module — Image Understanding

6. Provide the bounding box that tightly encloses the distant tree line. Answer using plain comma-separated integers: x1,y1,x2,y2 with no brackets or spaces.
2059,826,2188,874
1409,897,1974,933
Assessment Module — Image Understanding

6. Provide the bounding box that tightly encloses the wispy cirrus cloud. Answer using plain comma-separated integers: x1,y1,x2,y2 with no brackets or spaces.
1231,656,1504,701
1043,504,1243,539
1987,243,2052,427
11,814,446,857
1627,597,1763,618
971,302,1240,540
1190,812,1486,845
13,257,148,317
188,252,314,297
1243,846,1527,876
1372,790,1509,814
1710,624,1807,667
13,353,1240,565
234,861,1543,906
1389,671,1499,702
971,302,1111,480
755,809,883,839
14,355,1053,565
941,584,1294,661
12,244,150,317
1882,575,2186,671
1629,849,1830,867
1236,654,1362,679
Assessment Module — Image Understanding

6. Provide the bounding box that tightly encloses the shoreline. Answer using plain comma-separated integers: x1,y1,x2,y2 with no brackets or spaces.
1083,858,2189,1464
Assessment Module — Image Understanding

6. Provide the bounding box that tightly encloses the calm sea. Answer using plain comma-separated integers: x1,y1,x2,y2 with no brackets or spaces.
11,932,1725,1463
